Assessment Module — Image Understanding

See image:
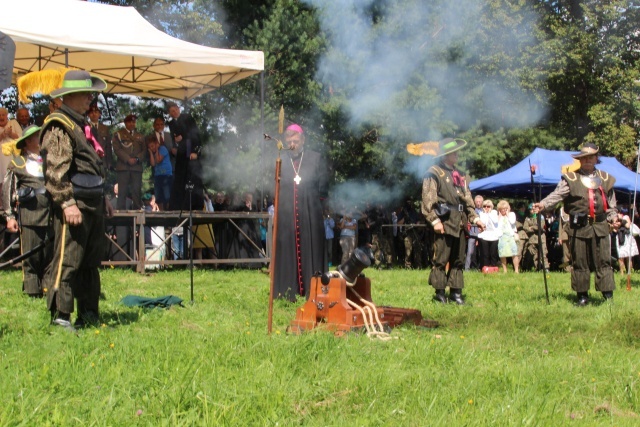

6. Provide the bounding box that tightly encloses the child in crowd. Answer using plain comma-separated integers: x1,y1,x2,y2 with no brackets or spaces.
147,136,172,210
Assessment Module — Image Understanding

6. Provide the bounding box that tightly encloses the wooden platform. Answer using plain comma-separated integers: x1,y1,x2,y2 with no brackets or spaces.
104,210,271,273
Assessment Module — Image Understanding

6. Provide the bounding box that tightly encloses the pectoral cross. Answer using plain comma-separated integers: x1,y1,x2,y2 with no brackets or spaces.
294,174,301,185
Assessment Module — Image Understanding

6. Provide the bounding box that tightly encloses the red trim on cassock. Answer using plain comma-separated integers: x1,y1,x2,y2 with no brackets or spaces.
293,158,303,295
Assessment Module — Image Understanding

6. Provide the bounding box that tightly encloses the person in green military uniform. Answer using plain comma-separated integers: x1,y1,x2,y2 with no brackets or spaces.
1,125,52,297
422,138,485,304
40,70,114,330
112,114,145,210
522,203,549,271
534,143,619,306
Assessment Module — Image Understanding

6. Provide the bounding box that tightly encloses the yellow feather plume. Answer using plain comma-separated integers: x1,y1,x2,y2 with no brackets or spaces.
17,68,73,103
406,141,439,156
561,159,581,174
1,140,20,156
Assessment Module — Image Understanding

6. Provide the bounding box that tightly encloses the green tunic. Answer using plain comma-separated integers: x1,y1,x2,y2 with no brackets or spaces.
422,162,477,290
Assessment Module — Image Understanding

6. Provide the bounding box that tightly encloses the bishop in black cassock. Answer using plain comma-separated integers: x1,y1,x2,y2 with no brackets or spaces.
273,124,328,301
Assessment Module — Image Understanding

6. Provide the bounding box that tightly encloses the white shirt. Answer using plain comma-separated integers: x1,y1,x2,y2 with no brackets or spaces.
478,209,501,241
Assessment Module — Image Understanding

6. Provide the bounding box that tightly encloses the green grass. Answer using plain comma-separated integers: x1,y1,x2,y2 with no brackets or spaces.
1,266,639,426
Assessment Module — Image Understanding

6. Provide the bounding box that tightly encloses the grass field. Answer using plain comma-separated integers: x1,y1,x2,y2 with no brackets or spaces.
0,266,639,426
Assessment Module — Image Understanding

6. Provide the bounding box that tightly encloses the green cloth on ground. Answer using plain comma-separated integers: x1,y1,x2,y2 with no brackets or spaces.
120,295,184,309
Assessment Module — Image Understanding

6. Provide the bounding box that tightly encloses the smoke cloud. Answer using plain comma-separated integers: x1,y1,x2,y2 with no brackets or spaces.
302,0,547,208
306,0,546,138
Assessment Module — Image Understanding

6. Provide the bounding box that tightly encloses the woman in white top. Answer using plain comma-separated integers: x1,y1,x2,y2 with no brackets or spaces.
496,200,520,273
478,199,500,268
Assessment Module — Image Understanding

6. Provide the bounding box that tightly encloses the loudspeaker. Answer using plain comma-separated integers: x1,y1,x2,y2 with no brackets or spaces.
0,31,16,90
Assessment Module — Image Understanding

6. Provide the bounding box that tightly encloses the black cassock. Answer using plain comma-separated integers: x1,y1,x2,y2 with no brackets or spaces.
273,149,328,301
168,113,203,210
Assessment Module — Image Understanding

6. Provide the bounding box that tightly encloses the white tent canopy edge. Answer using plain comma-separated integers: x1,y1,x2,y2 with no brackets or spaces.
0,0,264,100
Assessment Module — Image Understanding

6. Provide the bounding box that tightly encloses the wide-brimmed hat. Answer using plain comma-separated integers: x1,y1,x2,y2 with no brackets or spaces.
435,138,467,158
50,70,107,98
15,125,42,149
571,143,599,159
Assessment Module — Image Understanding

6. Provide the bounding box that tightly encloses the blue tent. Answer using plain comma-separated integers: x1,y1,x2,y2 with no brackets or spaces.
469,148,640,197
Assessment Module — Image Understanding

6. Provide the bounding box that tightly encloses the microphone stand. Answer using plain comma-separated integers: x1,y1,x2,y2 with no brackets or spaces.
186,181,194,304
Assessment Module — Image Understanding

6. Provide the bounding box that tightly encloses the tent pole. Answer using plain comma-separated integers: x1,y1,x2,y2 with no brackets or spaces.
626,144,640,291
260,71,265,212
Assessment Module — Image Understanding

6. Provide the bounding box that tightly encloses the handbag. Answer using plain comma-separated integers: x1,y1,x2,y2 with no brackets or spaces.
434,204,450,220
569,212,588,229
71,174,104,198
17,187,36,203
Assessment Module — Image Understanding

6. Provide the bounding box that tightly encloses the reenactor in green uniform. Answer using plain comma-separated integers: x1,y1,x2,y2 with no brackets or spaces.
40,70,114,330
87,103,113,170
422,138,485,304
371,206,394,269
1,125,52,297
534,143,619,306
112,114,146,210
558,206,572,272
514,202,527,262
522,204,549,271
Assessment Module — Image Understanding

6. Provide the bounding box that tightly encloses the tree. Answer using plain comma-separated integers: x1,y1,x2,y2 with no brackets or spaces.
94,0,640,201
535,0,640,164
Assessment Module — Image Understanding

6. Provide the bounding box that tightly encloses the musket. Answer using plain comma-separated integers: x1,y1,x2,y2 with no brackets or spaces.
0,236,20,260
381,224,427,228
0,235,53,269
530,160,550,304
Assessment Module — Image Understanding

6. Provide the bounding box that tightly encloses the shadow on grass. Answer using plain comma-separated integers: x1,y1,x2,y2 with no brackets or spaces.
100,310,140,327
616,276,640,289
559,291,614,307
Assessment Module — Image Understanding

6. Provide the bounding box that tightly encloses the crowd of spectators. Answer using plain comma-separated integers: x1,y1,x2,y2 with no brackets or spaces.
2,103,640,276
0,102,271,271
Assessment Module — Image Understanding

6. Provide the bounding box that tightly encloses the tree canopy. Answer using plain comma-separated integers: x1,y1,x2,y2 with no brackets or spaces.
4,0,639,206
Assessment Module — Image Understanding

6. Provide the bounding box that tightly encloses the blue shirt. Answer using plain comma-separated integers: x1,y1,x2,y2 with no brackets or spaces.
324,217,335,239
154,145,172,176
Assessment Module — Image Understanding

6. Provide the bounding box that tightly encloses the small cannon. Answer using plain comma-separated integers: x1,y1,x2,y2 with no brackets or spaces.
289,248,424,335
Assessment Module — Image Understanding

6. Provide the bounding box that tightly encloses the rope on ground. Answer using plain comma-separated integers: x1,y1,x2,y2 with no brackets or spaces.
347,287,396,341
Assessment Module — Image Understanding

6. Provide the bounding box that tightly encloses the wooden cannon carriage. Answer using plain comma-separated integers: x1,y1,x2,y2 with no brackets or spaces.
289,248,424,335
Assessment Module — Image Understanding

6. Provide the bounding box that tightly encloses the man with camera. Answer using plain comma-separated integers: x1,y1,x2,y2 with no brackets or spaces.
534,143,619,306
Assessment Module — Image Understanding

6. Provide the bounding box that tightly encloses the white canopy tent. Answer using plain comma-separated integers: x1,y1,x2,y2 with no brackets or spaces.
0,0,264,100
